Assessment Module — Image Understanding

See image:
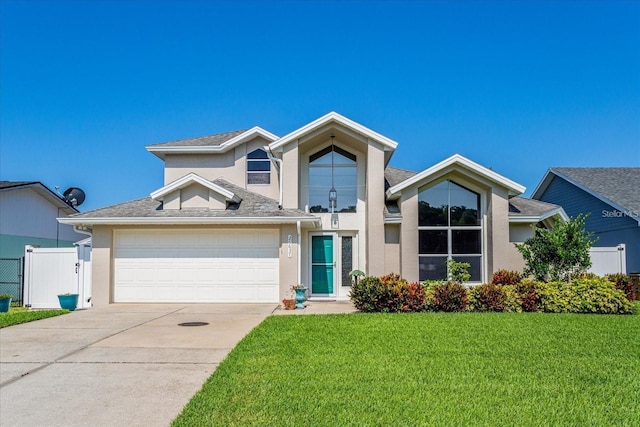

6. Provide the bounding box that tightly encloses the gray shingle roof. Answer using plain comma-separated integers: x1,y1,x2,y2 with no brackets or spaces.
69,178,313,221
385,166,417,188
508,196,563,218
146,129,249,148
0,181,39,190
551,167,640,214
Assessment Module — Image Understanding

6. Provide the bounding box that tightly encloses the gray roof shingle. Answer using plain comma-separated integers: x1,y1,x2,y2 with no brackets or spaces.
0,181,39,190
146,129,249,148
508,196,563,218
385,166,417,188
69,178,313,221
551,167,640,214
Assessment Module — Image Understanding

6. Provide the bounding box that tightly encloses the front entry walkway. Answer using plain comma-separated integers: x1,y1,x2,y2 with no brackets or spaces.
274,300,357,315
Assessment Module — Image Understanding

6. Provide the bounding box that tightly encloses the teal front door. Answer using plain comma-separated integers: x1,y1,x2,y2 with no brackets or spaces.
311,235,334,294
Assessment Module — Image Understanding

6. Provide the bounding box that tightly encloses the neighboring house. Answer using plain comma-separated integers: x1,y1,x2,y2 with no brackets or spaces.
0,181,85,258
532,167,640,274
60,112,564,306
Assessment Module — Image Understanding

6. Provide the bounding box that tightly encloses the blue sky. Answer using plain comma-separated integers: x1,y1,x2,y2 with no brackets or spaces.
1,0,638,211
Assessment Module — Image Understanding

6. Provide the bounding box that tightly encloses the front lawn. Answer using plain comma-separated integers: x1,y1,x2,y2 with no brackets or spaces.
0,308,68,328
173,313,640,426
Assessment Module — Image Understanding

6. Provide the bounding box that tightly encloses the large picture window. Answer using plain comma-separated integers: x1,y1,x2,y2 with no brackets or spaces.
308,146,357,213
247,149,271,184
418,180,482,282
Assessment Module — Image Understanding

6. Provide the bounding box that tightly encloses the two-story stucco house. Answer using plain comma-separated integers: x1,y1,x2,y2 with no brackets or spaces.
60,112,564,306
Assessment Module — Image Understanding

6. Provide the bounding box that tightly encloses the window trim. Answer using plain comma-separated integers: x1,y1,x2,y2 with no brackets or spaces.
418,179,483,282
308,145,357,213
247,148,271,185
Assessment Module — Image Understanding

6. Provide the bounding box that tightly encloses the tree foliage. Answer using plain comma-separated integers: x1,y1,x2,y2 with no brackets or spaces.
516,214,597,282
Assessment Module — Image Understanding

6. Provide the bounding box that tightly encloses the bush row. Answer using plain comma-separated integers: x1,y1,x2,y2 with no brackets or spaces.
349,272,635,314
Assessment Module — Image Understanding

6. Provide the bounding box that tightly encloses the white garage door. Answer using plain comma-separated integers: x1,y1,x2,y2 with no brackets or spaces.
114,230,280,303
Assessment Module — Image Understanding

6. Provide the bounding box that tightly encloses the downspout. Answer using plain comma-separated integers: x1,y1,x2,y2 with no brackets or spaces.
73,225,93,238
297,220,302,286
265,147,283,209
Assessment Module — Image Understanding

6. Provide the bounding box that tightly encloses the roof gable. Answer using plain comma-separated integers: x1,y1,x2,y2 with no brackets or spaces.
150,173,240,204
0,181,79,214
146,126,279,159
532,168,640,219
268,111,398,152
387,154,525,198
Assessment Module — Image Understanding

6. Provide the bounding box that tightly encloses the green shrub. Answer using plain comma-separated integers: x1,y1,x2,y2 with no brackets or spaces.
516,214,597,281
432,281,469,312
537,278,633,314
447,259,471,283
422,280,439,311
491,270,522,286
605,273,636,301
502,285,523,312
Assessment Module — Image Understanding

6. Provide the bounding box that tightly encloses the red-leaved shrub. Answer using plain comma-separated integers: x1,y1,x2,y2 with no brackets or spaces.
606,274,636,301
515,280,540,312
491,270,522,286
470,283,506,312
432,281,469,312
350,274,426,312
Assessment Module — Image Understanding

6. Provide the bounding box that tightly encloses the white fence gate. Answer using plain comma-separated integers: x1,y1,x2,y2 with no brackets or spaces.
588,244,626,276
24,243,92,309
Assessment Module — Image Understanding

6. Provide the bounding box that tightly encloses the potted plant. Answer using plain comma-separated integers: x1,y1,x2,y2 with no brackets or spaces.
282,297,296,310
348,269,366,285
291,284,308,309
57,293,79,311
0,293,13,313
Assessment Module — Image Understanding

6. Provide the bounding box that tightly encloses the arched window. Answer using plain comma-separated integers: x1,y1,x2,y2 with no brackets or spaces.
308,146,357,213
418,180,482,282
247,149,270,184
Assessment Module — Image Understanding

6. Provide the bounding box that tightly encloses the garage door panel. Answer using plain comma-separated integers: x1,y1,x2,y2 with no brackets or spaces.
114,230,280,303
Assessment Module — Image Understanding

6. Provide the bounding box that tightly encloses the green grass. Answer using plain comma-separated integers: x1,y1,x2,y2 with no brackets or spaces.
173,313,640,427
0,308,68,328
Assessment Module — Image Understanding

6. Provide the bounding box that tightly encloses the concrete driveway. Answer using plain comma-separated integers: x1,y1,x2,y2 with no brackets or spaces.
0,304,277,427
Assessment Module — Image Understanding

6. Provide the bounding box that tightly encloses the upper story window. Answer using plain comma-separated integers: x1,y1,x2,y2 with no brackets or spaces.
418,180,482,282
247,149,271,184
309,146,357,213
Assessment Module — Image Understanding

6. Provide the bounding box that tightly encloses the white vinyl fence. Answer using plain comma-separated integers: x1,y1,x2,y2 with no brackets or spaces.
24,242,92,309
588,244,626,276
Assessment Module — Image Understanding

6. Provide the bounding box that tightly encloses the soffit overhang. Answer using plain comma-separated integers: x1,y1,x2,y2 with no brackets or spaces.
146,127,279,160
58,216,321,226
268,112,398,165
386,154,526,200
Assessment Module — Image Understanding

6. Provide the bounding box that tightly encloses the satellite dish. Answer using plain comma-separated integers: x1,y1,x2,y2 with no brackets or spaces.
63,187,86,207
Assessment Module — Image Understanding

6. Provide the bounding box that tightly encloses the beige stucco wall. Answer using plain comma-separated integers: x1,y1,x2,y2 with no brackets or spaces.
504,222,534,273
366,142,386,276
399,187,419,282
281,142,299,209
486,188,511,279
162,136,279,200
278,224,299,300
91,226,113,307
384,224,401,275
